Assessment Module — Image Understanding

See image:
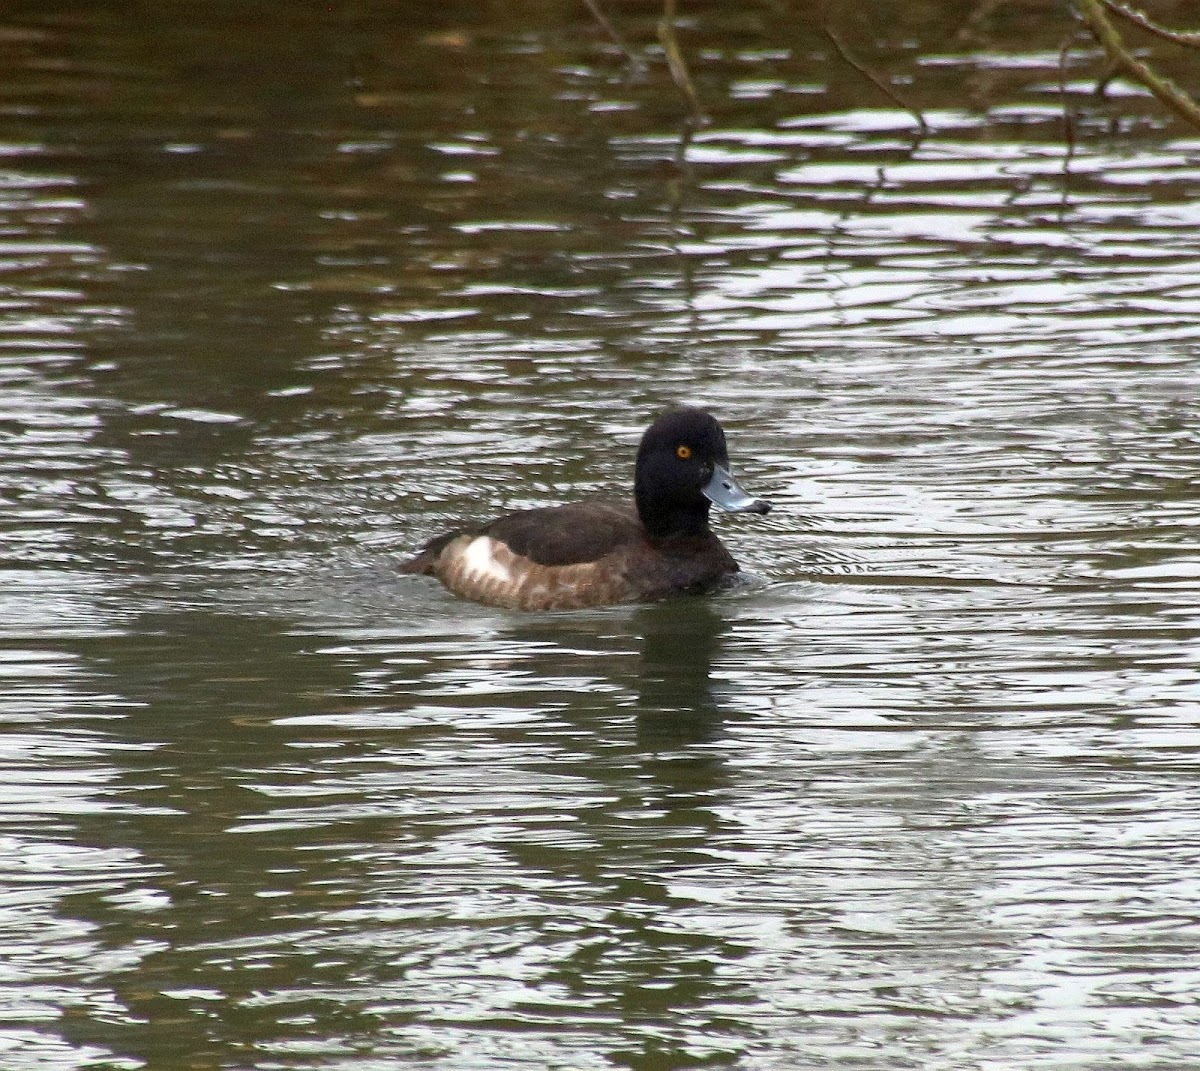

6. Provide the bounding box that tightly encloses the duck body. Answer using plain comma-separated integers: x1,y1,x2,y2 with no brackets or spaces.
402,498,739,611
399,408,769,611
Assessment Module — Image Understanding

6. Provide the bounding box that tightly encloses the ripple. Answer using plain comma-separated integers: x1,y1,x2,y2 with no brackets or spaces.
1,5,1199,1068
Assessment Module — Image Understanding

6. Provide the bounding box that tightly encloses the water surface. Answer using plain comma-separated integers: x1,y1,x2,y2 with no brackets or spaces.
1,2,1199,1068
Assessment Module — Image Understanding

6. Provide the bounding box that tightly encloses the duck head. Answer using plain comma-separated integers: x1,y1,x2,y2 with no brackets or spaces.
634,407,770,539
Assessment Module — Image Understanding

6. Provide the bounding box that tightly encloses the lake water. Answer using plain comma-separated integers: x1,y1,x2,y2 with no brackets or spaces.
2,2,1199,1068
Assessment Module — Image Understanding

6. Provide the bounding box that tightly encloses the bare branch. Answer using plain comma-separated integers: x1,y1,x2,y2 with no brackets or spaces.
1073,0,1200,129
1100,0,1200,49
658,0,709,126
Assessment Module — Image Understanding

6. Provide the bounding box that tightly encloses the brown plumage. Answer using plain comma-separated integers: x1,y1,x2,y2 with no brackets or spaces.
399,408,770,611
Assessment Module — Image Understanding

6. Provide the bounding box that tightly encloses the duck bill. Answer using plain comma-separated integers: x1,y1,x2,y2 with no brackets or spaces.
703,463,771,515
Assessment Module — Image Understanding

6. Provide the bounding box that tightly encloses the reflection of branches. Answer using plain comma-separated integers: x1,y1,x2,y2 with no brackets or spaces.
582,0,647,77
822,25,928,136
1072,0,1200,129
584,0,707,123
1057,29,1079,213
581,0,1200,135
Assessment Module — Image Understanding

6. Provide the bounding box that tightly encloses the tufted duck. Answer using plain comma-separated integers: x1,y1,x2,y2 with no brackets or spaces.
399,407,770,610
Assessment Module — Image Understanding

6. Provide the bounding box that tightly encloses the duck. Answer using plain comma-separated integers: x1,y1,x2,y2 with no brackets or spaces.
399,406,771,611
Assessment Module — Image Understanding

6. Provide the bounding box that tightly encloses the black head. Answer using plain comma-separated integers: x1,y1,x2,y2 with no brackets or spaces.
634,407,770,539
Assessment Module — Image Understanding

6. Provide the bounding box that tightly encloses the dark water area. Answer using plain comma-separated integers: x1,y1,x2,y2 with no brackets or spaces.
2,1,1199,1068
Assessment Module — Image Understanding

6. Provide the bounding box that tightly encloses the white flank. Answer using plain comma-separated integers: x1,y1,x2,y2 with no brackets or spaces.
462,536,513,586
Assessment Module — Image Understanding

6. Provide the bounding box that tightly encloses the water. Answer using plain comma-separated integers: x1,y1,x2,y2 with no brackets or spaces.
2,2,1199,1068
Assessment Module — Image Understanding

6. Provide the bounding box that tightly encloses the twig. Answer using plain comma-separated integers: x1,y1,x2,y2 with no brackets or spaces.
1100,0,1200,49
1073,0,1200,129
822,25,928,136
582,0,648,77
657,0,709,126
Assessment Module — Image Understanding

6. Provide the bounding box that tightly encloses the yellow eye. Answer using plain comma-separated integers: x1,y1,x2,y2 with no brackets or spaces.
676,445,692,460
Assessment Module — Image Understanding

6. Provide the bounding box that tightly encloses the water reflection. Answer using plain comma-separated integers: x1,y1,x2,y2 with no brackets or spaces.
631,600,736,853
41,599,760,1068
633,600,726,722
4,0,1200,1068
488,602,755,1071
